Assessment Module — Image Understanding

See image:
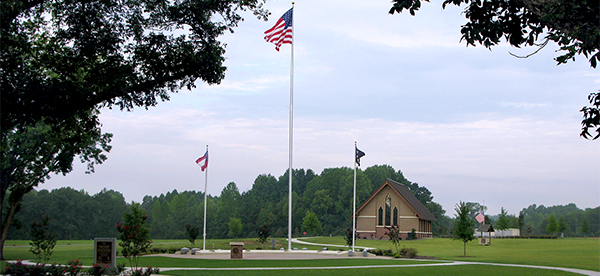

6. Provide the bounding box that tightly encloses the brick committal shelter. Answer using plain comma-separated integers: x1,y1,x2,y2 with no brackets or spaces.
355,179,436,239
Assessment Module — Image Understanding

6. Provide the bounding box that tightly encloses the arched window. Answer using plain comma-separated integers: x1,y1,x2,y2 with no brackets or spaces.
378,207,383,225
385,195,391,226
393,207,398,226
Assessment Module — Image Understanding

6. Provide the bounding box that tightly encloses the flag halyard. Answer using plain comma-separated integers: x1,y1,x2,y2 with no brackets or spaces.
264,7,293,51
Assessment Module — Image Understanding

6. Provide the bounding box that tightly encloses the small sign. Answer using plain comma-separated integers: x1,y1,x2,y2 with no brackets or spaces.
94,238,117,267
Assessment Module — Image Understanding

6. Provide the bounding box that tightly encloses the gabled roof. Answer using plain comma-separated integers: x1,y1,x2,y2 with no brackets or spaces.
477,224,495,232
356,179,436,221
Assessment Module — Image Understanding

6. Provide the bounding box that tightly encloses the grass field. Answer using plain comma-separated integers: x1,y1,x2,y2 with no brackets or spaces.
2,237,598,275
306,236,600,271
164,265,583,276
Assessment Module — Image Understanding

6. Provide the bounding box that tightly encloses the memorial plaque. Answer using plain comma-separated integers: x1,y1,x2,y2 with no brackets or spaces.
229,242,244,259
94,238,116,267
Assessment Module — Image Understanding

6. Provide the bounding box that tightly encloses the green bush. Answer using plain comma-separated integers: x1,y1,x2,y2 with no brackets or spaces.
400,247,418,258
3,260,30,275
367,249,384,256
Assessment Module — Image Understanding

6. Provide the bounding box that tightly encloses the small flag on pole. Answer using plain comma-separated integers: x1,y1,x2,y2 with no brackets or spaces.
476,212,485,223
264,7,293,51
355,146,365,166
196,150,208,172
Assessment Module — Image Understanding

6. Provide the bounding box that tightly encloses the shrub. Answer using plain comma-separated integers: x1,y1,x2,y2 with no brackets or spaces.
87,264,110,276
65,259,83,276
130,266,160,276
47,263,66,276
185,224,201,246
400,247,418,258
407,228,417,240
3,260,31,275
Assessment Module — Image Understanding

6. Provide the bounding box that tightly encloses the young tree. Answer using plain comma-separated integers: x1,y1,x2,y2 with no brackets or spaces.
453,201,475,256
546,214,558,236
228,218,242,238
256,224,270,248
184,224,200,246
385,225,402,254
116,204,152,269
580,218,590,236
557,217,567,236
29,215,57,263
301,211,322,236
496,207,510,236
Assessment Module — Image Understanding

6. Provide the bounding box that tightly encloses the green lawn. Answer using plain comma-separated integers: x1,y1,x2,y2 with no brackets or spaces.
2,237,598,274
165,265,581,276
135,257,439,268
303,236,600,271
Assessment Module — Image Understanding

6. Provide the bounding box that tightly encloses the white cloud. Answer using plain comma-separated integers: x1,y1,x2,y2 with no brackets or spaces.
40,0,599,217
44,106,598,215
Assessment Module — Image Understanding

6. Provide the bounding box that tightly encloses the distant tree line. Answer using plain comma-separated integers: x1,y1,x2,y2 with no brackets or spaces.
518,204,599,237
6,188,128,239
5,165,599,240
138,165,450,239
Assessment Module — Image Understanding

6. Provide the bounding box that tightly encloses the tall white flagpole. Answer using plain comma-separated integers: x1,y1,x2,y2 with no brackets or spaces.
287,1,295,251
352,142,357,253
203,145,208,251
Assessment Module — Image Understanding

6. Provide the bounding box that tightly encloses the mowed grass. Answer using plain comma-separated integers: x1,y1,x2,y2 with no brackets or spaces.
304,236,600,271
2,237,598,274
135,257,439,268
165,265,582,276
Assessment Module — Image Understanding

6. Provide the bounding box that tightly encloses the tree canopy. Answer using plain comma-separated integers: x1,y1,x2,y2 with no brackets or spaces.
0,0,268,259
389,0,599,68
389,0,599,139
1,0,269,130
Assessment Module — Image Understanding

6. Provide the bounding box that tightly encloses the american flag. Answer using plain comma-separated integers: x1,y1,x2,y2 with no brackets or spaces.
196,150,208,172
264,7,293,51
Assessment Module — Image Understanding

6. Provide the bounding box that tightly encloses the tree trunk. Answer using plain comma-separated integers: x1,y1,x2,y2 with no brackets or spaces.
463,242,466,256
1,188,28,260
1,199,21,260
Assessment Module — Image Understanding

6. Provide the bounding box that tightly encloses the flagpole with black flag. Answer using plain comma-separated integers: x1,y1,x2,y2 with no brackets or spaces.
264,2,294,251
353,142,365,253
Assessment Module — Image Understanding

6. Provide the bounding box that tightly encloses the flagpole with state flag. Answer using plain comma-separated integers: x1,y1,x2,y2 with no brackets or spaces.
265,3,294,251
195,146,209,251
353,142,365,253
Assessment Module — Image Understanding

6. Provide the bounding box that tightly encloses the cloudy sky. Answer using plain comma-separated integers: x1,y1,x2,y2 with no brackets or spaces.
43,0,599,216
